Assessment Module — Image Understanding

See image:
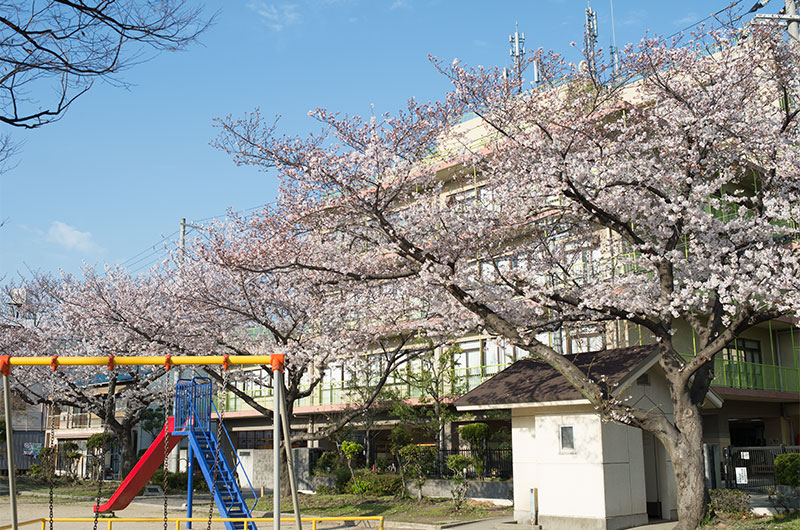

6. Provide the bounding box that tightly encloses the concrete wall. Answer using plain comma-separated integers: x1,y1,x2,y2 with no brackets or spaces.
236,448,314,492
601,422,647,527
406,478,512,502
512,404,616,528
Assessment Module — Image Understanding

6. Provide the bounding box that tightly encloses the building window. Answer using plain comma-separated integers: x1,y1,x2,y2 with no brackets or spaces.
567,324,605,354
721,339,763,389
722,339,762,364
237,430,273,449
559,425,575,452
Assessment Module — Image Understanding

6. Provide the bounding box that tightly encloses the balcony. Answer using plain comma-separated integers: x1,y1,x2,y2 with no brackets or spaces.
222,352,798,414
680,353,799,394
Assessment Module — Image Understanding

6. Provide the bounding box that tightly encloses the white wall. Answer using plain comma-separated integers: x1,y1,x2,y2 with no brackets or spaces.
512,405,607,523
601,422,646,519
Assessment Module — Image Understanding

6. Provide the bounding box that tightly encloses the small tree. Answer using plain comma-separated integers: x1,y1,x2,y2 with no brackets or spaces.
140,407,166,439
458,423,490,479
446,454,473,511
395,344,467,464
397,445,436,500
389,425,413,495
340,440,365,495
86,433,115,482
59,441,82,481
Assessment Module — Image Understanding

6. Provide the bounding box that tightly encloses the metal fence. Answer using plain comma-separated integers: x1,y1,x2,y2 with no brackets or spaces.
723,445,800,492
428,448,512,480
0,431,45,473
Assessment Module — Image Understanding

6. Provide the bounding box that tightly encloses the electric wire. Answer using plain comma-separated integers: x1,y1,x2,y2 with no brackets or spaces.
665,0,748,40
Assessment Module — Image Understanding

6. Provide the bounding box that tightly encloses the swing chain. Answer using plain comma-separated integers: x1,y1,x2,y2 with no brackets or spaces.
92,390,112,530
48,376,56,530
163,369,172,530
207,367,229,530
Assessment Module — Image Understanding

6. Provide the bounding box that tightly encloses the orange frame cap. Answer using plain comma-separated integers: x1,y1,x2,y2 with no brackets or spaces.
271,353,285,372
0,356,10,376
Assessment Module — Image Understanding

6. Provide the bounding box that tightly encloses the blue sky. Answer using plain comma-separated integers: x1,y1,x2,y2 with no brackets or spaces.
0,0,761,280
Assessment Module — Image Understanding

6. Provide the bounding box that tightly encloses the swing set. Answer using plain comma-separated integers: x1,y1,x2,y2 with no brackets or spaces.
0,354,348,530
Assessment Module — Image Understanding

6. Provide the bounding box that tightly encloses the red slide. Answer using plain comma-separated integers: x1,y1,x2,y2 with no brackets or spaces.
94,416,185,513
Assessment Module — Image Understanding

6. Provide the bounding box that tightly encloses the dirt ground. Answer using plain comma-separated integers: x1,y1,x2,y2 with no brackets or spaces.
1,497,381,530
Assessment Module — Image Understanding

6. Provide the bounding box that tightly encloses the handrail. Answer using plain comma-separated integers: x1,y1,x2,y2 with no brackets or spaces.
211,397,259,511
173,376,258,513
0,515,385,530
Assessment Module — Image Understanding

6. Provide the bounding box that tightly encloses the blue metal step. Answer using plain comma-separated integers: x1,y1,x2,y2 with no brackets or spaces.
187,429,258,530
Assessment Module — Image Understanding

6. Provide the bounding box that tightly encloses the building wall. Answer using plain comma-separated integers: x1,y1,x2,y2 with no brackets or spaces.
512,404,607,527
600,422,647,521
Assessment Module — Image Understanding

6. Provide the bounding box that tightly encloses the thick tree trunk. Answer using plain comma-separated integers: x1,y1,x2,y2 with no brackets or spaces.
117,429,137,477
656,388,710,530
670,438,709,530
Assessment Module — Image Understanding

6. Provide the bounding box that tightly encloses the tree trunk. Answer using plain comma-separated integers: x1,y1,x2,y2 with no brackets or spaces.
118,429,137,477
669,438,709,530
656,388,710,530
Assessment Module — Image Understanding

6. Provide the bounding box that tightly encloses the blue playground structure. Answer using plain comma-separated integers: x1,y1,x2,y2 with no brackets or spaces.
96,377,258,530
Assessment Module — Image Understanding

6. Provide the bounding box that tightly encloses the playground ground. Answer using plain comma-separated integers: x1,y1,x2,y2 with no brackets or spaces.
0,496,387,530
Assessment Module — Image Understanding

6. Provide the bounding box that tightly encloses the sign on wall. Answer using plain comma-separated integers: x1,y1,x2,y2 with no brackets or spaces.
735,467,748,485
23,443,42,457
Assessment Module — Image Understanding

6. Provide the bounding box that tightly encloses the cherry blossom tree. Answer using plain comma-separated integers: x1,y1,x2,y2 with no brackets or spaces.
1,272,180,475
214,23,800,528
184,215,458,443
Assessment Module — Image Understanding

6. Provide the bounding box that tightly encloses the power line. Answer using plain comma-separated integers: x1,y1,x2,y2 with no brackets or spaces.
117,229,179,267
116,201,275,274
665,0,747,40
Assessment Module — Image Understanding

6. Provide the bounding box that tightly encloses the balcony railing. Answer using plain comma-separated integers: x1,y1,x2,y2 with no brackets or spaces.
224,354,798,413
679,353,799,393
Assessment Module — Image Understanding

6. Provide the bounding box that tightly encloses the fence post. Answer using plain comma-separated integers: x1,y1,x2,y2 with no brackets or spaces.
723,446,732,489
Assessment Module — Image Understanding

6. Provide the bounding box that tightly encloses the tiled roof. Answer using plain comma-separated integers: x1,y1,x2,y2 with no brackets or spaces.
454,344,659,408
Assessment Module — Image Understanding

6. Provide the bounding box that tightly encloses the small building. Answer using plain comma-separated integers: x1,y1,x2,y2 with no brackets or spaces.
454,345,728,530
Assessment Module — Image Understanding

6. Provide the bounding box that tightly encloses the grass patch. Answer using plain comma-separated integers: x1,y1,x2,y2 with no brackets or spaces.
15,476,120,498
703,512,800,529
254,494,511,524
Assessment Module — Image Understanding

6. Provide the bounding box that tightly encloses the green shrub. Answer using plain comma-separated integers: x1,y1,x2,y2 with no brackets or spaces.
313,450,342,475
775,453,800,487
333,466,352,493
355,470,403,496
709,489,751,517
148,469,208,494
397,445,436,499
446,455,473,511
350,478,370,495
375,457,390,473
459,423,490,478
315,484,334,494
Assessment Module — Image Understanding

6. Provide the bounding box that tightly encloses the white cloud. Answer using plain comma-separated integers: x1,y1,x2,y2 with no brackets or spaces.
46,221,104,254
391,0,411,9
618,9,647,27
674,13,699,27
246,2,301,31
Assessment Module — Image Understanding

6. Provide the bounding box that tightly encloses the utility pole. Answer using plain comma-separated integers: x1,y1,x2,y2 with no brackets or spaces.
752,0,800,42
786,0,800,42
179,217,186,265
609,0,620,78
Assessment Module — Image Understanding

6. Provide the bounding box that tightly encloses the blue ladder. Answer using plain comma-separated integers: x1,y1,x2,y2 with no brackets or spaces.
175,377,258,530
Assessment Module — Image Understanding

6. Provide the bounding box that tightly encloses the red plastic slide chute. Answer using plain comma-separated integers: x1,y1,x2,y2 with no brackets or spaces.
94,416,185,513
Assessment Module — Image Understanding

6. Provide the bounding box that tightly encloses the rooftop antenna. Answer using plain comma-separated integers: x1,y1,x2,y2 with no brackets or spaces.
509,22,525,93
609,0,620,77
585,1,599,77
